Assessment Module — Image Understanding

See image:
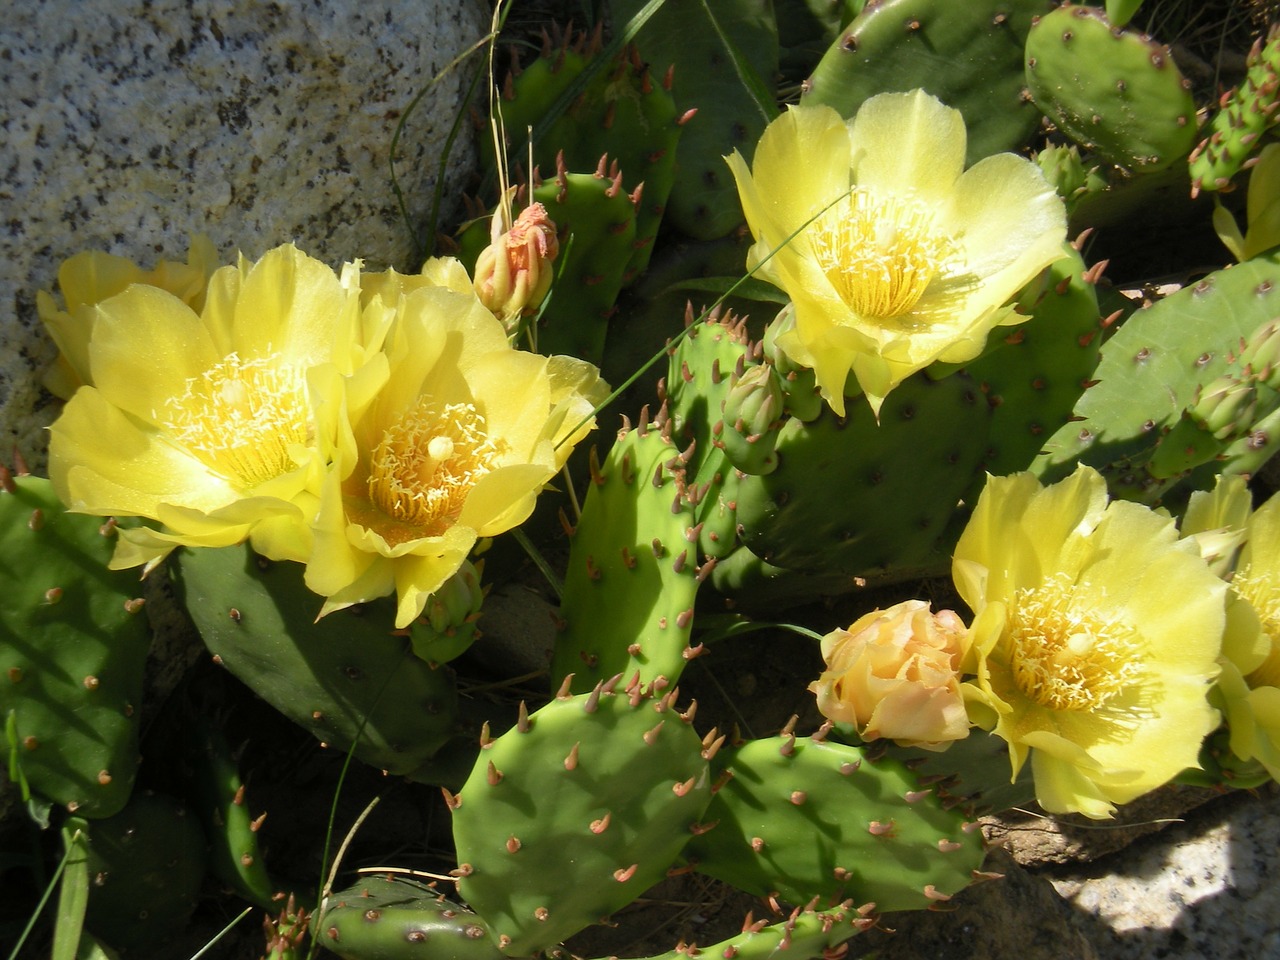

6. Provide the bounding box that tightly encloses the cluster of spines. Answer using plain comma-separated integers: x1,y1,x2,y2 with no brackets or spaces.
1189,23,1280,197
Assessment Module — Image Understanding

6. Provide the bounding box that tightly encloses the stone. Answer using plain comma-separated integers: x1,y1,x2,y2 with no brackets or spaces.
0,0,489,466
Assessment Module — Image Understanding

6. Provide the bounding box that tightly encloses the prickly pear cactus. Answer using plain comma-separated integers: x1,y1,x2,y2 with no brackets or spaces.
1025,4,1198,173
450,681,712,956
685,730,989,913
732,369,992,587
81,790,207,952
804,0,1049,163
318,875,505,960
964,241,1104,486
0,471,151,819
550,416,704,694
173,543,458,781
608,0,780,240
1034,247,1280,503
1189,24,1280,196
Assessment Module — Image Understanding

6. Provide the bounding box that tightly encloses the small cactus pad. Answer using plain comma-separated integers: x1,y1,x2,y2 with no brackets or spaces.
686,734,988,913
1025,5,1198,173
319,875,505,960
646,900,870,960
0,473,150,818
174,544,458,780
451,683,712,955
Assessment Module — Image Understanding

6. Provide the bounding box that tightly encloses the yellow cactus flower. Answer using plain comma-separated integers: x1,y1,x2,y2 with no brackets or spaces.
953,466,1224,818
37,236,221,398
48,243,379,572
726,91,1067,416
1193,482,1280,779
809,599,971,751
305,277,606,629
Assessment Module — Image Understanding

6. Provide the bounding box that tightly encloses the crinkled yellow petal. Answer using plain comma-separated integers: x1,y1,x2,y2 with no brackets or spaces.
391,531,477,628
459,462,556,535
848,90,967,207
89,286,221,424
1027,733,1119,819
50,386,235,517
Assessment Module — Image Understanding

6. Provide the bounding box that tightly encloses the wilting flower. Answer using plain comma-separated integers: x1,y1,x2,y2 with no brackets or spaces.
473,197,559,336
38,236,221,398
726,91,1066,416
1188,480,1280,779
953,466,1224,818
305,274,606,628
49,243,378,571
809,599,970,750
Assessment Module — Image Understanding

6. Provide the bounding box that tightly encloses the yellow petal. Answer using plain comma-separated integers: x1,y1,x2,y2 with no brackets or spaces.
848,90,966,207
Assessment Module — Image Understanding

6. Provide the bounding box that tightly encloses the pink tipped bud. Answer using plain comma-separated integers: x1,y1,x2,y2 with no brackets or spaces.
474,201,560,336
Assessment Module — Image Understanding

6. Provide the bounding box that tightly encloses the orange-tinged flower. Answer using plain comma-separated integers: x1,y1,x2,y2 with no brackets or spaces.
306,274,606,628
38,236,221,398
726,91,1066,416
48,243,381,571
954,466,1224,818
809,599,970,751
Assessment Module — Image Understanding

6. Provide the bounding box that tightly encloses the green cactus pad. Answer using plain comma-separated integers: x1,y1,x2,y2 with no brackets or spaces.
734,370,992,585
0,474,151,819
608,0,780,240
551,420,703,694
804,0,1048,163
963,243,1103,486
82,790,207,951
1034,247,1280,503
318,875,505,960
1025,5,1198,173
451,684,712,956
686,734,988,913
173,544,458,780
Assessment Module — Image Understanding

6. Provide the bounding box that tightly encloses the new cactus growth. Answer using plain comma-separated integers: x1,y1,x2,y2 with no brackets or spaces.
1189,24,1280,196
450,679,712,955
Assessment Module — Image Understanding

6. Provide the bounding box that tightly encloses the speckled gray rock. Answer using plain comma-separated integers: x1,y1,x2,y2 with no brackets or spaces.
1,0,489,466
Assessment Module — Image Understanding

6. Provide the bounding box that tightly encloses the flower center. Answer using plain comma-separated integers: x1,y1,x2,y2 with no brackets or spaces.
1234,564,1280,687
1007,575,1142,711
367,400,503,536
810,188,961,321
161,352,309,488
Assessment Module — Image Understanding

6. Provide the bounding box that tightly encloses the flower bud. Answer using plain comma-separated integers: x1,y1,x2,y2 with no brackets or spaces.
808,600,970,751
719,362,783,474
474,201,559,336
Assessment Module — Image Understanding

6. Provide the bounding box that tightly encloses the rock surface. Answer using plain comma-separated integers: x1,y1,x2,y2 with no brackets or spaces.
0,0,489,465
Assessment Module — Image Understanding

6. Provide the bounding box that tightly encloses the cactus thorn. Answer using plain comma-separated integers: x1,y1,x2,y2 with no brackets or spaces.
676,608,694,629
867,820,895,837
1081,259,1109,285
584,681,605,713
486,760,503,786
0,464,13,494
516,700,532,733
613,863,639,883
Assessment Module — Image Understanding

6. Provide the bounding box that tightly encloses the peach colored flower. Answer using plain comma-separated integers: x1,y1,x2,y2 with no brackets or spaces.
809,599,970,750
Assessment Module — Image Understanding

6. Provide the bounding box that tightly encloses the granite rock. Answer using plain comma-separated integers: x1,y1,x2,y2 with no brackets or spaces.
1,0,489,465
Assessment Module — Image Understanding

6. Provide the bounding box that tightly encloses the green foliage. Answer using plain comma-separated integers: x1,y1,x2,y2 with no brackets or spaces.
450,684,712,956
81,791,206,951
174,544,458,781
805,0,1049,163
685,732,988,913
1025,4,1198,173
0,474,151,820
317,876,505,960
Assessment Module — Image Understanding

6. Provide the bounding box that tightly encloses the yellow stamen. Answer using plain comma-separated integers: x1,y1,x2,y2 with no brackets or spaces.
810,188,963,322
1007,574,1142,711
367,400,503,538
161,352,309,487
